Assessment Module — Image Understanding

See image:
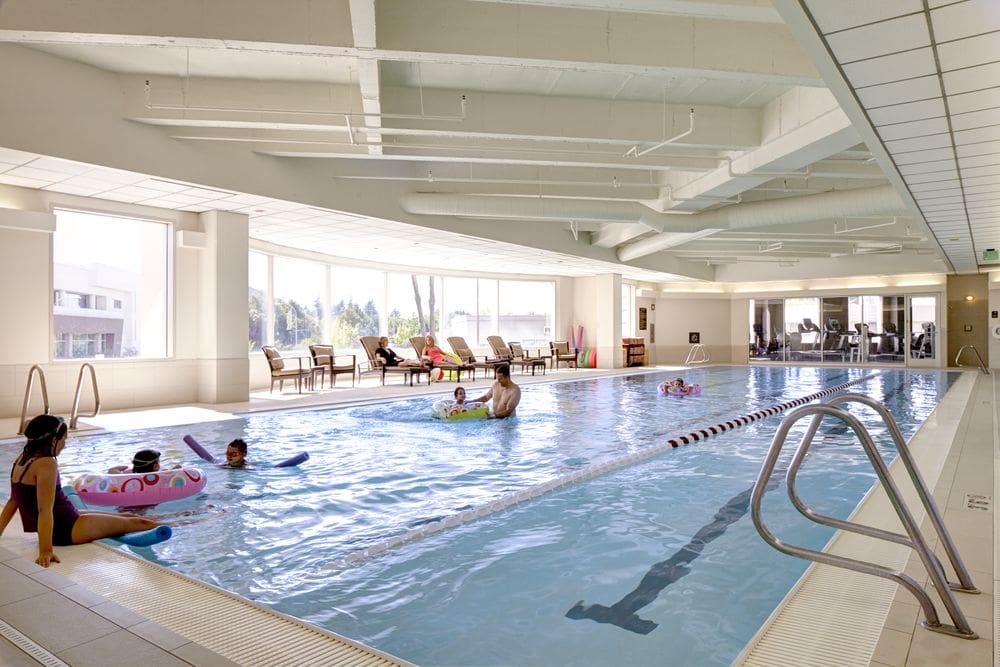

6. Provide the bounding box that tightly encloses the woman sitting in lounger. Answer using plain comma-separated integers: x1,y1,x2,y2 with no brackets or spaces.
376,337,424,367
422,335,461,367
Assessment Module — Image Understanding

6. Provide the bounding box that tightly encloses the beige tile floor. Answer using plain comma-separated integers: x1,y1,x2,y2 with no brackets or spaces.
0,364,994,666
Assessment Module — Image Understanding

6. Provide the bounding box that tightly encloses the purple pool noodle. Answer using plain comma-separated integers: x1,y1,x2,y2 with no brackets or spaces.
275,451,309,468
183,435,218,463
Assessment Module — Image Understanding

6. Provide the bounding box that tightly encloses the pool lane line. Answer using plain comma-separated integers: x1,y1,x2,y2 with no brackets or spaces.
666,373,878,448
327,373,877,572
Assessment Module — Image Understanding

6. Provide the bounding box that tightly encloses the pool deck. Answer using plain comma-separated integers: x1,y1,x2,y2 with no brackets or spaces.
0,364,995,666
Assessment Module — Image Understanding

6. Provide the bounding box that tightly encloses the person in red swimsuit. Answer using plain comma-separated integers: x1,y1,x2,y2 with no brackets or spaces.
0,415,160,567
421,335,460,367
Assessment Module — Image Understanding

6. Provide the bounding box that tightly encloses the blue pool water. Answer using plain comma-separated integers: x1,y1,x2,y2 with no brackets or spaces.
0,366,958,666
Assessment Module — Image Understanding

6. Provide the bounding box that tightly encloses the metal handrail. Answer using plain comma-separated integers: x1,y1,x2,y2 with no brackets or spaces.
69,363,101,429
955,345,989,374
18,365,49,435
750,396,978,639
685,344,710,364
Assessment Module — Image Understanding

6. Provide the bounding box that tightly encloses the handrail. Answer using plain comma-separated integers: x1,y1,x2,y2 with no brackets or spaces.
18,365,49,435
955,345,989,374
685,343,710,364
750,395,978,639
69,363,101,429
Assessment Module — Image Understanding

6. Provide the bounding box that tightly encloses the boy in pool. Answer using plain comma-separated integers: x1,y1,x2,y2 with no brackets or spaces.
454,386,467,404
223,439,249,468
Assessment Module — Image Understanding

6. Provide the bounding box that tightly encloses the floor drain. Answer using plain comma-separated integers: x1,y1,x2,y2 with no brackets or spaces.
0,619,68,667
963,493,992,511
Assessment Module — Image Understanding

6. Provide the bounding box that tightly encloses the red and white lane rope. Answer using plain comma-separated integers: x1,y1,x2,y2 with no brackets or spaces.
667,373,877,448
329,373,877,570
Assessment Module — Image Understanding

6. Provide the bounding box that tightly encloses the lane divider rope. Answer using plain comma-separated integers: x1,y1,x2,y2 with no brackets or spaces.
328,373,877,571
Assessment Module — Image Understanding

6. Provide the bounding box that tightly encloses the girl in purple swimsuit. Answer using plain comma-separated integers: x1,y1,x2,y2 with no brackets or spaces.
0,415,160,568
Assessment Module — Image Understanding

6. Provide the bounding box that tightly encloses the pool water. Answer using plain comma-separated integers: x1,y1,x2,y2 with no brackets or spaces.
0,366,958,666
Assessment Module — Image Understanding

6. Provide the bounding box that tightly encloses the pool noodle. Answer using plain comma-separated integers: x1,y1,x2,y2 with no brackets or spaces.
274,451,309,468
183,435,219,463
109,525,173,547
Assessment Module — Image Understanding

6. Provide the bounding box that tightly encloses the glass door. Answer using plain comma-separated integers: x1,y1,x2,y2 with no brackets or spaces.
907,295,939,367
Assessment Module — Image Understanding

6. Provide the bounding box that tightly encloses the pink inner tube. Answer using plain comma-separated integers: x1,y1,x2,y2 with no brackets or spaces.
667,384,701,397
72,467,207,507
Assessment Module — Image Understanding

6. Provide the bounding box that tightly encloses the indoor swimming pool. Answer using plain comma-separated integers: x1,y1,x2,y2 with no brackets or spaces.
0,366,959,666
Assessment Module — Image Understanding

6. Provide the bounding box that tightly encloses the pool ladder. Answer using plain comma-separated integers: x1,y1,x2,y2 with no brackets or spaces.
18,364,101,434
750,392,979,639
955,345,989,374
685,344,710,364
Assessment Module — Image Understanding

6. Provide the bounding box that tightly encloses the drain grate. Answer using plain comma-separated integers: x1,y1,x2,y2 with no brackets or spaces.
0,619,68,667
963,493,992,511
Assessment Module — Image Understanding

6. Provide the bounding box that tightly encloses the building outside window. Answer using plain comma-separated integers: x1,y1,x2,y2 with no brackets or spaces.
52,209,169,360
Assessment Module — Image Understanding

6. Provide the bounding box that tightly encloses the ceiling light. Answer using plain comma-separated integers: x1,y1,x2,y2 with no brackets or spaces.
964,294,974,302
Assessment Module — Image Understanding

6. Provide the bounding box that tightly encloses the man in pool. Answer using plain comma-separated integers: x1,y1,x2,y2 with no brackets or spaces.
224,439,249,468
471,364,521,419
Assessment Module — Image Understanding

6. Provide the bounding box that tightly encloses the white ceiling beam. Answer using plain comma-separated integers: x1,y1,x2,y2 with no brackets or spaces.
0,0,823,86
348,0,382,155
466,0,783,23
376,0,820,86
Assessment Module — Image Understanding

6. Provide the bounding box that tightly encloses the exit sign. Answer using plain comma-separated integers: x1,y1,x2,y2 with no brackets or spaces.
984,249,999,261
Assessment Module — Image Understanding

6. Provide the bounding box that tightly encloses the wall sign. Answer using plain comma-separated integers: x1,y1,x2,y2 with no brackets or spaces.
689,332,700,344
638,307,647,331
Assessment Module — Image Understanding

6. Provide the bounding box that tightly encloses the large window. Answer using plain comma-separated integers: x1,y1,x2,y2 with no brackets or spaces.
330,265,383,350
271,256,325,350
388,271,442,346
621,284,636,337
442,277,495,347
498,280,554,347
53,209,169,360
248,252,270,351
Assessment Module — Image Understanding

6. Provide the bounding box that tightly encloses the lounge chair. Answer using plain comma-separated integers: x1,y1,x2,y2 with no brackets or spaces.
359,336,430,386
308,345,356,388
508,341,547,375
549,340,578,369
411,335,475,381
486,336,514,363
262,346,315,393
447,336,506,377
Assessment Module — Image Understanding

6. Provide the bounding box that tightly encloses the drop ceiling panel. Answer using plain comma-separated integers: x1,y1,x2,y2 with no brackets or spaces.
884,132,953,153
868,98,946,125
893,147,956,164
943,61,1000,96
856,75,941,108
825,14,930,63
937,32,1000,71
948,88,1000,114
899,159,956,175
877,117,950,141
929,0,1000,42
842,47,936,88
805,1,921,35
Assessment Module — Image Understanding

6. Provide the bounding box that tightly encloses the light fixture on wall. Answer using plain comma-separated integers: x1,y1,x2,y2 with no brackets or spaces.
964,295,975,302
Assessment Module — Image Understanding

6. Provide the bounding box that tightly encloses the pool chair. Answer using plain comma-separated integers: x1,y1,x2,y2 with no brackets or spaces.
262,346,315,393
508,342,547,375
307,345,357,388
358,336,430,386
447,336,506,377
549,340,578,369
411,336,476,381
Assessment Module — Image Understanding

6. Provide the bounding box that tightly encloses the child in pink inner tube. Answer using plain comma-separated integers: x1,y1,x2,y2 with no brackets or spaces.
669,378,700,395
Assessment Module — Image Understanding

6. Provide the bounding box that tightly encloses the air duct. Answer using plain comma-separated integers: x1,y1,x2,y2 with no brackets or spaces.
400,185,906,261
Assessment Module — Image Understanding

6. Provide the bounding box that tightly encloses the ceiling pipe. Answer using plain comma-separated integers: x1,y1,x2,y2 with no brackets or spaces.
624,108,695,158
617,184,905,261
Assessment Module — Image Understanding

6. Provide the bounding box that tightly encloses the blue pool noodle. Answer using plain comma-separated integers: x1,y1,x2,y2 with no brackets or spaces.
274,451,309,468
110,525,173,547
183,435,219,463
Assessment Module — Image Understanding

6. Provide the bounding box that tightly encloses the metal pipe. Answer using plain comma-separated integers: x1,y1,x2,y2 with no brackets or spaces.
624,108,695,158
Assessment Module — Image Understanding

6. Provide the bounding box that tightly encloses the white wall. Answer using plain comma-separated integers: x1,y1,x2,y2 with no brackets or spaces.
571,274,621,368
0,185,247,419
651,294,733,365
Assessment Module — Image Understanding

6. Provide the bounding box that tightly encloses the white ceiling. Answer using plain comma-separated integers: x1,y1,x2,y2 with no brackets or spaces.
2,0,991,282
781,0,1000,273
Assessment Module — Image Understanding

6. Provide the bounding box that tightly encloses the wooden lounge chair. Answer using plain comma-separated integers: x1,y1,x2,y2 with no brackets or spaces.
549,340,578,369
411,335,476,382
486,335,514,363
509,341,547,375
359,336,430,386
262,346,315,393
447,336,506,377
308,345,356,388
